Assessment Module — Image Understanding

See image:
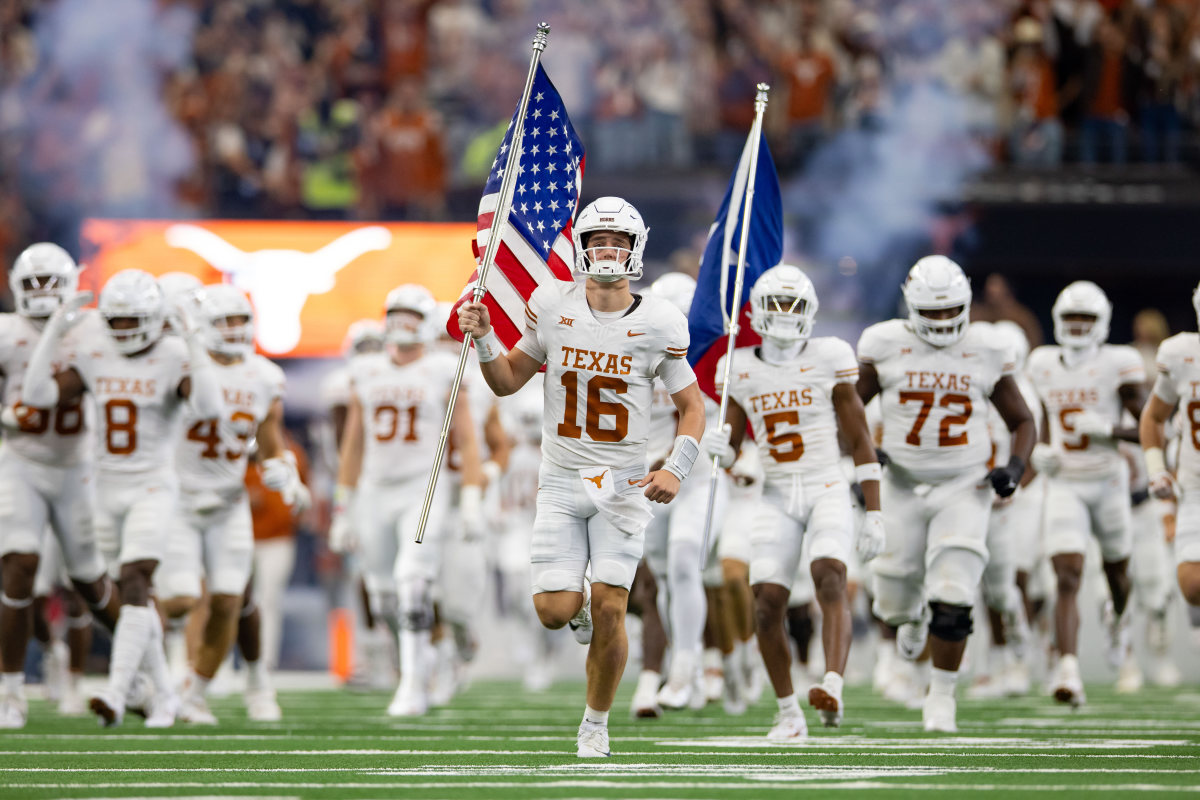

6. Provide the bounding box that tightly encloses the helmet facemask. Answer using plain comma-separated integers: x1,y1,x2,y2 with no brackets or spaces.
16,272,75,318
207,313,255,358
751,292,816,343
385,309,427,348
577,231,640,282
908,303,970,347
105,313,164,356
1054,313,1099,349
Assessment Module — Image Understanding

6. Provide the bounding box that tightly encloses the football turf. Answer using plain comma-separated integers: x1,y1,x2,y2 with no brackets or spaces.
4,681,1200,798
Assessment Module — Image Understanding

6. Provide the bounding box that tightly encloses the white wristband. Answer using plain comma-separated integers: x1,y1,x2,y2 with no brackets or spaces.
473,329,504,363
855,462,882,483
1144,447,1167,476
662,434,700,482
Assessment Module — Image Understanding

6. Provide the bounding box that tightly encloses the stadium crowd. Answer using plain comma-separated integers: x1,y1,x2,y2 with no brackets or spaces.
1,0,1200,267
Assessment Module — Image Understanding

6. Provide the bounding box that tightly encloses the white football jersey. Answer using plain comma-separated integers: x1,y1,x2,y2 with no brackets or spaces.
1152,333,1200,491
1027,344,1144,477
176,354,285,493
350,349,458,484
318,363,352,412
858,320,1014,484
988,371,1042,466
66,322,191,475
0,311,96,467
514,282,695,472
718,338,858,484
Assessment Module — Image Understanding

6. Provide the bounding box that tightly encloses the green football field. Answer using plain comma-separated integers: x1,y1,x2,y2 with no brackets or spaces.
4,681,1200,799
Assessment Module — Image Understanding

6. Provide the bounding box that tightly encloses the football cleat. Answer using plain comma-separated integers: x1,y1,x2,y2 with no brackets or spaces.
90,691,125,728
922,693,957,733
576,720,612,758
631,671,663,719
144,691,180,729
722,661,747,716
766,710,808,743
568,581,593,646
58,679,87,716
1115,659,1144,694
1051,654,1087,708
177,692,216,725
245,688,283,722
0,692,28,729
807,676,843,728
386,680,428,718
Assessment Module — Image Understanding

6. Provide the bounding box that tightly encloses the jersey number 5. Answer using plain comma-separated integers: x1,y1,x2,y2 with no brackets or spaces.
763,410,805,462
899,391,972,447
557,372,629,443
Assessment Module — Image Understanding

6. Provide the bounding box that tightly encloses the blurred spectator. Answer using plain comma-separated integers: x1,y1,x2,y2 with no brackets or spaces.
1133,307,1170,382
1079,16,1133,164
1008,16,1065,166
776,19,838,169
970,272,1044,348
1132,5,1187,163
358,78,446,219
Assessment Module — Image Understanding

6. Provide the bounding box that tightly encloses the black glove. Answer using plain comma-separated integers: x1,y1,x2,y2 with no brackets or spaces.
874,447,890,468
986,457,1025,498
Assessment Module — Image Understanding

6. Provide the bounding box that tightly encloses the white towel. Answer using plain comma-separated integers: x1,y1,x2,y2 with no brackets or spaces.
579,465,653,538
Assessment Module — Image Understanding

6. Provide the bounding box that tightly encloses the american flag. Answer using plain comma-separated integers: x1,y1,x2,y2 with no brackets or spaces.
446,64,585,346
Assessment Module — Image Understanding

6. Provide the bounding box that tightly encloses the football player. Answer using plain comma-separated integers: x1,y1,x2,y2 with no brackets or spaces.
1028,281,1145,706
0,243,119,728
22,268,224,727
702,264,884,740
1140,280,1200,659
458,196,705,758
857,256,1035,732
159,284,306,724
332,284,484,717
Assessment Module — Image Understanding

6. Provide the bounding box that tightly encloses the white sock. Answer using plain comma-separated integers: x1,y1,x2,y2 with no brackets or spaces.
139,609,173,697
636,669,661,693
583,704,608,726
667,541,707,656
822,671,844,696
186,669,211,699
703,647,722,672
108,605,155,701
245,659,271,693
930,667,958,697
988,643,1006,672
2,672,24,696
398,629,431,690
776,693,802,715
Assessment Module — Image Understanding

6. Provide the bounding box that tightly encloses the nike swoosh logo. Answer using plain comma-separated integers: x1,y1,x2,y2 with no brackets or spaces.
628,479,640,485
825,481,836,488
799,367,815,372
627,331,645,337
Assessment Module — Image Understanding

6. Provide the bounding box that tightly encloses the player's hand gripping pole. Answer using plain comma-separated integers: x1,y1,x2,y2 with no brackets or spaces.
414,23,550,544
699,84,770,560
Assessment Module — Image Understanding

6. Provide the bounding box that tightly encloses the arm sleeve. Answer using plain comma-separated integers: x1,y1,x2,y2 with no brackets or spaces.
1115,345,1147,386
512,290,549,363
656,356,697,395
830,339,859,385
1153,341,1180,404
183,336,223,419
21,321,69,407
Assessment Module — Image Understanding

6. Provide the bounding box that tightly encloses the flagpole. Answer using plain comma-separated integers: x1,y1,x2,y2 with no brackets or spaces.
700,83,770,560
415,23,550,544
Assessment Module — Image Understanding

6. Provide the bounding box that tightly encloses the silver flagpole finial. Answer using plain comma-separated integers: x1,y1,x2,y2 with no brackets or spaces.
534,22,550,51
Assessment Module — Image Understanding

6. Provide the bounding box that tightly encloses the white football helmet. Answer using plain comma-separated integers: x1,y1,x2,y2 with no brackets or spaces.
9,242,78,318
572,196,648,281
384,284,437,346
750,263,819,343
98,269,166,355
342,318,385,358
903,255,972,347
649,272,696,316
1052,280,1110,349
991,319,1031,371
199,284,255,358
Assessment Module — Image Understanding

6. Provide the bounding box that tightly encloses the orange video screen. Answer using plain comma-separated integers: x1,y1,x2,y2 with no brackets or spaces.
79,219,478,358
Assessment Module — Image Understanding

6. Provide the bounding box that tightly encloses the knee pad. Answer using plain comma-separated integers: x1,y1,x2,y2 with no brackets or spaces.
532,568,580,594
928,601,973,643
592,558,634,591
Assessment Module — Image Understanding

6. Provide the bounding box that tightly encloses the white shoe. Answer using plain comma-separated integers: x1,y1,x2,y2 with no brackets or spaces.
145,691,179,728
0,692,27,729
722,661,747,716
178,690,217,725
656,678,692,711
631,671,663,719
428,663,460,708
1003,659,1032,696
58,679,87,716
90,690,125,727
568,581,593,646
966,674,1007,700
897,606,931,661
807,677,843,728
42,640,68,703
576,720,611,757
387,681,428,717
658,652,698,710
1150,658,1182,688
1102,600,1132,670
245,688,282,722
766,709,808,743
882,657,919,706
873,643,896,693
1115,658,1144,694
1051,654,1086,707
523,661,553,693
923,692,957,733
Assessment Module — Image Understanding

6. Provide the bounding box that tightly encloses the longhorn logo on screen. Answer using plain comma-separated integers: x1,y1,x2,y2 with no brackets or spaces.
164,224,392,354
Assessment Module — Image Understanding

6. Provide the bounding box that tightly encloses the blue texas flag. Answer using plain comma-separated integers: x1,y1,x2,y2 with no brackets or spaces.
688,130,783,400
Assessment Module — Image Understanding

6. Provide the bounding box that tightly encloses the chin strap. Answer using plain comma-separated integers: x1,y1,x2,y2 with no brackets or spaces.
760,337,807,364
